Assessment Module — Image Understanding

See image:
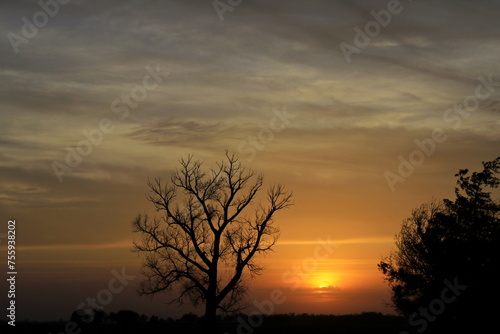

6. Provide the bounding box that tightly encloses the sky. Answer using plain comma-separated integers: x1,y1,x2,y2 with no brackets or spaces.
1,0,499,322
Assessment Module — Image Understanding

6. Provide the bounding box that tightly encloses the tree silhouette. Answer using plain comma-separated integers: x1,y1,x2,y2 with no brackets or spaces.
132,152,292,332
379,157,499,332
70,309,93,325
113,310,140,324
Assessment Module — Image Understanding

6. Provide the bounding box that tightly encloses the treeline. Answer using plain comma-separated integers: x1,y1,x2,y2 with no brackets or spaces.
1,312,409,334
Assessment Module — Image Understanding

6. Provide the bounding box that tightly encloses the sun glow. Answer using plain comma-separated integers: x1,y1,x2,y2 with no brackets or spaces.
308,272,340,289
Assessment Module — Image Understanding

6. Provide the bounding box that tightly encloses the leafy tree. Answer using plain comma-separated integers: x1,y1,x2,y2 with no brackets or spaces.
132,152,292,332
92,309,106,324
111,310,140,324
70,309,93,325
179,312,199,324
379,157,499,332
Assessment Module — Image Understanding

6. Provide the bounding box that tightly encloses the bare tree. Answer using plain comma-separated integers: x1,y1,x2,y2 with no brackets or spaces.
132,152,292,332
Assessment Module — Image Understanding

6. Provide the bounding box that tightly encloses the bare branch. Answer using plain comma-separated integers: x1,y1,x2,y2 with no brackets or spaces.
132,152,293,319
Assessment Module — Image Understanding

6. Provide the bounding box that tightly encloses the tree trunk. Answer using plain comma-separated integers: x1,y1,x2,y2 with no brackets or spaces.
206,234,220,333
205,296,217,334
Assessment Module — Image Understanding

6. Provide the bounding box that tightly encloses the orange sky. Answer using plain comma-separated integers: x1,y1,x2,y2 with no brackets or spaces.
1,0,500,322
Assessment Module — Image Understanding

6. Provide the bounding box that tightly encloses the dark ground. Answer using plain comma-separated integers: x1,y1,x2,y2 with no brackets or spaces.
1,312,410,334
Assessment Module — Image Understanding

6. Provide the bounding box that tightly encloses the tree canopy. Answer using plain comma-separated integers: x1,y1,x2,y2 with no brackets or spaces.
379,157,499,332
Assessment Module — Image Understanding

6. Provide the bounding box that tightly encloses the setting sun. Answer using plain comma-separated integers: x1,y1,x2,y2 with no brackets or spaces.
308,272,340,289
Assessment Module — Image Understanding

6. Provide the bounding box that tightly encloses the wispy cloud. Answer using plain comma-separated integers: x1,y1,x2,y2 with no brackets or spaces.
18,240,131,251
278,237,394,246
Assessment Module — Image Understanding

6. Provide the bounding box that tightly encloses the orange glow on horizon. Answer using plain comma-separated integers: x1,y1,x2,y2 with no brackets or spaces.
307,272,340,289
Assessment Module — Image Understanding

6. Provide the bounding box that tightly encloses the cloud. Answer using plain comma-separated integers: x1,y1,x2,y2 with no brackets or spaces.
126,119,226,146
292,285,344,300
18,240,131,251
279,237,394,246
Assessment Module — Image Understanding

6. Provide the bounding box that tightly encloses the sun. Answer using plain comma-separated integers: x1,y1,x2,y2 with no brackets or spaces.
308,272,339,289
305,272,341,301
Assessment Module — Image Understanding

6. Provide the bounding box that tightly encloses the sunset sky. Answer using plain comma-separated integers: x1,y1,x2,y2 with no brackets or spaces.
1,0,499,321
